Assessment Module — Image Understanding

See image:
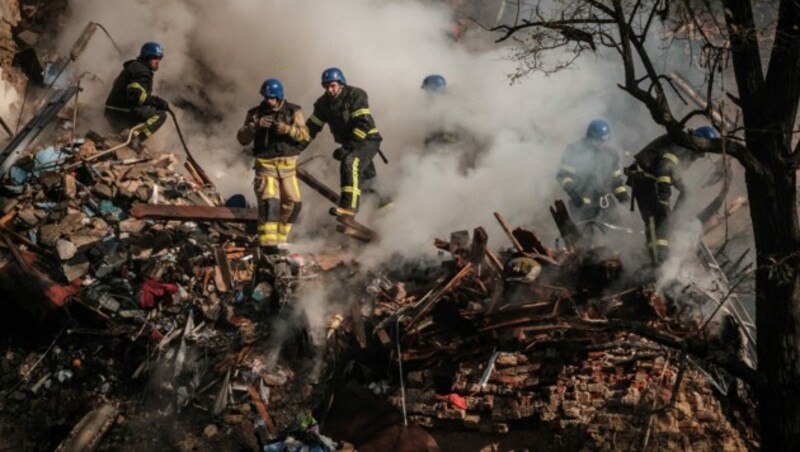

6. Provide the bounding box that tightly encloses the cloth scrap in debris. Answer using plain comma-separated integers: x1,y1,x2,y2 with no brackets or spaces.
433,393,468,410
139,279,178,308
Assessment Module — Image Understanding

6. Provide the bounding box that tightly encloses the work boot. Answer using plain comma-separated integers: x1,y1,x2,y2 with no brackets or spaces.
329,206,356,218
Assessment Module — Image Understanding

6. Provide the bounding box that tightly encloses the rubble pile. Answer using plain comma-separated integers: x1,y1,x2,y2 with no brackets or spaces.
0,124,357,449
0,120,759,450
359,220,757,450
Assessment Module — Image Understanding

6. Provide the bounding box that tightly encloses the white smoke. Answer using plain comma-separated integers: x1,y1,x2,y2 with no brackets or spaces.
50,0,747,273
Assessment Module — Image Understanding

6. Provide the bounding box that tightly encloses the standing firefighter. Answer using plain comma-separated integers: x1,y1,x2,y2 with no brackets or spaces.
627,125,719,264
305,68,382,218
556,119,629,225
104,42,169,150
237,78,310,254
421,73,485,173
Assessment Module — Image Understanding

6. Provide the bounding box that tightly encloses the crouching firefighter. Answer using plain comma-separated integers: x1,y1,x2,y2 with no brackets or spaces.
104,41,169,150
304,67,387,219
556,119,629,231
237,78,310,255
626,125,719,265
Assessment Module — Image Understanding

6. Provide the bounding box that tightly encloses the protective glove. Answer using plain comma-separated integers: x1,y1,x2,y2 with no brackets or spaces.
274,121,292,135
258,116,275,128
332,147,350,161
147,95,169,110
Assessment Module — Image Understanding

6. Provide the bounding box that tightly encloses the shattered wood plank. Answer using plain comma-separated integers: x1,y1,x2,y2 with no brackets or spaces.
485,280,504,314
469,227,488,264
335,222,373,243
336,216,376,241
296,167,377,241
214,247,233,292
247,385,278,435
131,203,257,223
433,238,449,251
55,403,118,452
485,248,504,275
0,210,15,226
493,212,524,253
512,227,554,258
183,161,207,188
407,262,474,331
296,167,340,204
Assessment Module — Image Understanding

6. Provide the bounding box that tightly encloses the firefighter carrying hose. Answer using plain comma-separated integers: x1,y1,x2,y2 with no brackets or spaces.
626,125,720,265
304,67,385,219
104,41,168,150
237,78,310,255
556,119,629,227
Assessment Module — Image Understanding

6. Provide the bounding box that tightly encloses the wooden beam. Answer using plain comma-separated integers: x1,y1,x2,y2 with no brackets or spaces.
493,212,524,253
296,167,377,241
296,167,340,204
131,203,257,223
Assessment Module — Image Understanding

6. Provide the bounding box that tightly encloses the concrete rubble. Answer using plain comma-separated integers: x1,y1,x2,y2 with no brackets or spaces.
0,1,759,450
0,119,758,450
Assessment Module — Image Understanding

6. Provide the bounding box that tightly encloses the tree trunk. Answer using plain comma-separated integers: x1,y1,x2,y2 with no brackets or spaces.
746,160,800,451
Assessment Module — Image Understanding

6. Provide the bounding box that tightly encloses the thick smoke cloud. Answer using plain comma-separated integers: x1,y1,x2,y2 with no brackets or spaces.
54,0,738,271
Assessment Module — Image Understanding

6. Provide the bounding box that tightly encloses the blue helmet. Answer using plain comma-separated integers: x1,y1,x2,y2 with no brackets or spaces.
692,125,720,139
139,41,164,60
321,67,346,86
586,119,611,141
260,78,284,100
421,74,447,92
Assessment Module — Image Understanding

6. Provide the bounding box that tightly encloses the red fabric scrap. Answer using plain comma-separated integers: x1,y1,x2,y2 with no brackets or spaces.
433,393,467,410
140,279,178,309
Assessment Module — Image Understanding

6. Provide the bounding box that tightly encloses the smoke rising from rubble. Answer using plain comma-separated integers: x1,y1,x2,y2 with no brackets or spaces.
55,0,739,275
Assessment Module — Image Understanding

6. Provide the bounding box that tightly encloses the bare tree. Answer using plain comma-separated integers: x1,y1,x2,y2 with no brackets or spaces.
495,0,800,448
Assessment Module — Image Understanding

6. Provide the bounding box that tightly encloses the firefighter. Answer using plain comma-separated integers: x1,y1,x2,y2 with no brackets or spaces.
237,78,310,254
421,74,457,147
421,74,484,173
104,41,169,150
627,125,720,264
556,119,629,225
305,67,382,218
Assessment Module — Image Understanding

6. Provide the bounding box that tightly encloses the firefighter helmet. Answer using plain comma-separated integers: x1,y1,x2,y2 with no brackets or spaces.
421,74,447,92
586,119,611,141
692,125,720,139
139,42,164,60
260,78,284,100
321,67,346,86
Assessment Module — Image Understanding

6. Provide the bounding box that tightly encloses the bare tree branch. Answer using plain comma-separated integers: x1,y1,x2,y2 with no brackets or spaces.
493,18,616,43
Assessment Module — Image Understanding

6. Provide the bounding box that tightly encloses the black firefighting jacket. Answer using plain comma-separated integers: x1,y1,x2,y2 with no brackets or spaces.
633,134,696,207
105,59,160,111
306,85,382,150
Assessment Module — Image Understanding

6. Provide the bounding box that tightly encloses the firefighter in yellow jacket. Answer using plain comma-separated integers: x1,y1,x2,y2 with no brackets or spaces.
237,78,310,254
